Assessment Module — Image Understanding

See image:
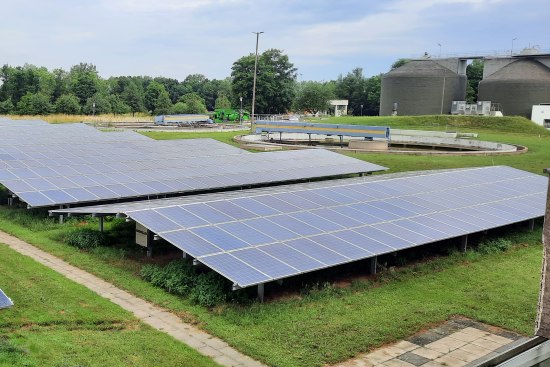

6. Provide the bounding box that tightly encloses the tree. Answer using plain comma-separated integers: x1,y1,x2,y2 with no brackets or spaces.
178,93,207,114
214,94,232,109
16,92,52,115
108,94,131,115
69,63,100,106
122,81,144,116
55,93,81,114
144,81,166,112
293,81,335,114
335,68,366,116
0,98,14,114
231,49,296,114
153,89,172,115
83,93,111,115
170,102,187,114
466,59,484,103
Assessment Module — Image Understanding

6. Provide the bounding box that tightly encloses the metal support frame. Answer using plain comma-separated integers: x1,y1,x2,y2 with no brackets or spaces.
182,251,187,259
528,218,535,231
460,235,468,252
370,256,377,275
146,229,154,257
257,283,265,302
98,216,104,232
339,135,344,147
58,205,64,224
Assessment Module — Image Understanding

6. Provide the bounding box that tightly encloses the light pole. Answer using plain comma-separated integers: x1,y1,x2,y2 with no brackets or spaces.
251,31,264,125
437,43,442,58
511,38,517,55
360,104,363,116
239,96,243,124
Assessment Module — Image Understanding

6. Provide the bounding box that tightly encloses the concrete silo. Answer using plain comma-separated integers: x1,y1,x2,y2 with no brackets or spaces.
478,55,550,118
379,58,467,116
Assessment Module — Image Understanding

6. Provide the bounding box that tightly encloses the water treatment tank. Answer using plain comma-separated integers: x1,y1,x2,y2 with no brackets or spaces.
478,59,550,118
379,59,467,116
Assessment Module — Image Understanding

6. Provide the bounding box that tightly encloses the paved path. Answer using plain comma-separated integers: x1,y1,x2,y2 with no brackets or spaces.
0,231,266,367
331,317,529,367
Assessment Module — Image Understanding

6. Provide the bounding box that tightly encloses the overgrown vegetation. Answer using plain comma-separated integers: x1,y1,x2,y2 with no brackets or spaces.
65,228,108,249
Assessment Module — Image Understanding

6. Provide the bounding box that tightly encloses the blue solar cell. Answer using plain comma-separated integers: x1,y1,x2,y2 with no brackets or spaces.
9,167,40,179
84,186,117,199
129,210,181,233
47,177,77,189
161,230,221,257
63,187,98,201
0,289,13,310
310,208,363,227
335,230,395,255
25,178,57,191
309,233,373,258
68,175,100,187
289,211,343,231
429,212,485,232
104,184,139,197
268,215,322,236
444,208,502,228
206,201,258,220
143,181,176,192
184,203,234,224
17,191,54,207
383,198,433,215
155,206,208,228
336,186,377,201
191,227,249,251
245,217,300,241
330,205,382,225
354,226,413,250
293,190,340,206
1,180,34,193
231,248,297,278
273,192,323,210
231,197,281,216
253,195,301,213
391,219,449,242
41,189,76,204
217,222,275,245
408,216,465,238
260,243,325,272
314,188,358,204
285,238,349,265
123,182,157,195
199,253,271,287
360,201,415,219
0,170,17,180
371,222,432,245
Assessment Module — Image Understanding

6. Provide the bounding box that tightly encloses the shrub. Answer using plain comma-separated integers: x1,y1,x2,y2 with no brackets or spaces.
65,229,108,250
477,238,513,254
189,272,227,307
163,260,197,295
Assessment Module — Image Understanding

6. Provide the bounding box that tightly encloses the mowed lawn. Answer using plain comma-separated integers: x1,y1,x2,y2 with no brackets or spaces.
0,245,219,367
0,115,547,366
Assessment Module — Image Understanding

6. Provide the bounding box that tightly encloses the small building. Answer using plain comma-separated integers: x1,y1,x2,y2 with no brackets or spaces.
532,104,550,128
329,100,348,116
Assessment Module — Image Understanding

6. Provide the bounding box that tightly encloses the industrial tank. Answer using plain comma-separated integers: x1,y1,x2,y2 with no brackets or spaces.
478,59,550,118
380,59,467,116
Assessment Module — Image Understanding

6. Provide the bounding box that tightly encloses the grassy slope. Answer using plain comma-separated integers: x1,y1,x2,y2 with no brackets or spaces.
0,115,548,366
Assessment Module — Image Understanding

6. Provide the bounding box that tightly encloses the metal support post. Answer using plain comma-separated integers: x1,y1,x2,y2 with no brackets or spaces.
370,256,377,275
182,251,187,259
58,205,64,224
257,283,265,303
146,229,154,257
308,133,311,146
339,135,343,147
279,132,282,143
460,235,468,252
528,218,535,231
98,217,104,232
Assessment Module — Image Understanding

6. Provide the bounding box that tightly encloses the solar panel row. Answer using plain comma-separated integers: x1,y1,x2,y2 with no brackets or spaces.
0,289,13,309
108,166,545,288
0,122,386,207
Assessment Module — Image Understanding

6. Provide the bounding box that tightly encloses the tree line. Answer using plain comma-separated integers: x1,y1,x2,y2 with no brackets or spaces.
0,51,483,117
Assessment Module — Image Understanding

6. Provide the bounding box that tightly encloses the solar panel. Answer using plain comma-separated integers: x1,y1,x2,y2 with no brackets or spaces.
52,166,548,289
0,123,385,207
0,289,13,309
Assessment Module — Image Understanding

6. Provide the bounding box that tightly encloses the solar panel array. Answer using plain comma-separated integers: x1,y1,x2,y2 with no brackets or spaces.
0,121,386,207
0,289,13,309
0,118,48,126
68,166,544,288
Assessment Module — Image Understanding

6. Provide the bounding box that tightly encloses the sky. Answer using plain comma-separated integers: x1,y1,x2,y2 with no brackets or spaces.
1,0,549,82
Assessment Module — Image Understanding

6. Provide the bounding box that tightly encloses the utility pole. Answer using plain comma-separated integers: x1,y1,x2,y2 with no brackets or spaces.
251,31,264,125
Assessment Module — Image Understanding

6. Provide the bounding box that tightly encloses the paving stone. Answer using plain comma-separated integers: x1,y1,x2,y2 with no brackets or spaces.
382,358,416,367
397,351,432,366
470,338,503,351
445,349,480,363
481,334,513,346
411,347,444,360
419,361,446,367
424,337,467,354
408,332,444,346
433,354,467,367
364,349,395,364
213,355,241,367
458,343,492,357
393,341,420,353
383,346,408,358
460,327,491,338
198,345,224,358
446,331,480,343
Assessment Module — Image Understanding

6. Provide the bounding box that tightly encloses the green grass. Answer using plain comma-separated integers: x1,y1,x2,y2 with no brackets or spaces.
0,115,548,366
141,130,243,147
0,245,219,367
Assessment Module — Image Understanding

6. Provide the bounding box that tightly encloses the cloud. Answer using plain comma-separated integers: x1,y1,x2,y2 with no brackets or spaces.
102,0,242,12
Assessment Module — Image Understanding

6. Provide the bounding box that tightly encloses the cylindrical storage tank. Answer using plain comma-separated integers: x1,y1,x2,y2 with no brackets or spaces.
379,60,467,116
478,59,550,118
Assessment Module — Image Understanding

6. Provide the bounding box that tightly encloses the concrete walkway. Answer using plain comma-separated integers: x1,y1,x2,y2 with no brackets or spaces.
0,231,266,367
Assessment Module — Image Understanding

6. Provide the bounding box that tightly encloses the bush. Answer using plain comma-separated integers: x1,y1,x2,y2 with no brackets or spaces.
189,272,227,307
477,238,513,254
163,261,197,295
65,229,108,250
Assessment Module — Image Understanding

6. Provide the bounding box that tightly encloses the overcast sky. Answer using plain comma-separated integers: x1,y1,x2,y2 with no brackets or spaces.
1,0,548,81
